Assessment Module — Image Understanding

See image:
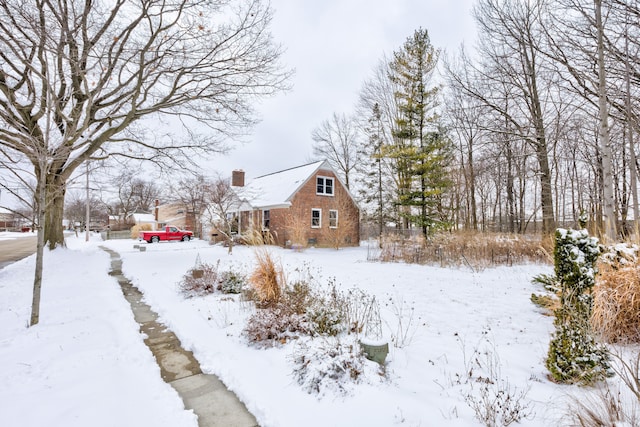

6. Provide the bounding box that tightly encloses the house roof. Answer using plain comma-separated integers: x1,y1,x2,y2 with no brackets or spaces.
130,213,156,223
235,160,330,210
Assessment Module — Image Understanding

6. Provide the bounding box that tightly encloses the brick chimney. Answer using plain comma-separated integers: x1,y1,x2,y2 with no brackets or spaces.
231,169,245,187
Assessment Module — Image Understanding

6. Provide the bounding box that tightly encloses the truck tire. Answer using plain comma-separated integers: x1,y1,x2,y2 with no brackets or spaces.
151,236,160,243
182,235,190,242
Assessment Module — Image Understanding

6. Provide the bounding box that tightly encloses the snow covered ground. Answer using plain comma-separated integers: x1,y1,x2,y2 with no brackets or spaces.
0,232,605,426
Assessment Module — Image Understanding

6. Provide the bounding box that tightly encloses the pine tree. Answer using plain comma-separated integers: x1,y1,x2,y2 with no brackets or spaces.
387,28,452,237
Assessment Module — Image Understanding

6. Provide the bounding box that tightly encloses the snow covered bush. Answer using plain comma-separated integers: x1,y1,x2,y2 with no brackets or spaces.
457,339,533,426
218,268,246,294
243,278,325,346
291,338,369,396
564,346,640,425
243,305,312,346
546,228,610,384
464,378,532,427
307,298,344,336
341,288,382,336
178,261,219,297
282,280,314,315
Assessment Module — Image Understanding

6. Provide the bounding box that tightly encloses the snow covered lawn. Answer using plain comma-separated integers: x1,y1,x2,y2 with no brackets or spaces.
1,234,587,426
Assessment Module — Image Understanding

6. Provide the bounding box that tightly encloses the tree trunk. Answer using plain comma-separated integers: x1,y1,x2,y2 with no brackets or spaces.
43,175,67,249
624,21,639,241
537,143,555,235
30,171,48,326
595,0,616,242
468,145,478,231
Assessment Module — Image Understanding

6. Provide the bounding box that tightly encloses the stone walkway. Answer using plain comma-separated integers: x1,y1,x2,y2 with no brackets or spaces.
101,247,259,427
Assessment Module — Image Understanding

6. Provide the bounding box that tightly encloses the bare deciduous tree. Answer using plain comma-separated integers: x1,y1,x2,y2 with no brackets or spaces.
0,0,289,325
204,176,240,254
311,112,360,190
0,0,289,248
171,174,210,238
106,170,163,228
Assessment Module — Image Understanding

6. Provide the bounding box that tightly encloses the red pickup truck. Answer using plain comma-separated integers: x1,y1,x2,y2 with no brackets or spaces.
139,225,193,243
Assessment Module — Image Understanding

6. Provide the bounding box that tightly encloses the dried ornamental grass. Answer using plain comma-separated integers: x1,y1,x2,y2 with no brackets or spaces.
249,249,284,306
130,223,152,239
592,263,640,343
379,231,549,269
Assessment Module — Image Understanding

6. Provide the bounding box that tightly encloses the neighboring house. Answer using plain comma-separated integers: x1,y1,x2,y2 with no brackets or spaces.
0,207,17,231
156,202,196,232
231,160,360,247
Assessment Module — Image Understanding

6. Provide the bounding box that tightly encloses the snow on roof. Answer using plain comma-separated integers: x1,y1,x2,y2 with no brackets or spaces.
236,160,329,209
130,213,156,223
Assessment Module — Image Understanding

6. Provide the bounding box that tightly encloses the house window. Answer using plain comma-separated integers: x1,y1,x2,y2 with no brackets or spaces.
316,176,334,196
311,209,321,228
329,210,338,228
262,210,270,229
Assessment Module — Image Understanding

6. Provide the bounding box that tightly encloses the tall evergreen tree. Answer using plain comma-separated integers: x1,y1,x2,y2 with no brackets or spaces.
388,28,452,237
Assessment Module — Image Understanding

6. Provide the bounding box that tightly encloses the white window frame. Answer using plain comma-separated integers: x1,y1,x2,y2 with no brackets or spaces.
329,210,338,228
316,176,334,196
311,208,322,228
262,209,270,230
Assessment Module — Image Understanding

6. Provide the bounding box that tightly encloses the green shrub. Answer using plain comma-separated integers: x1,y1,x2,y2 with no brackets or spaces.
545,228,611,384
219,269,246,294
307,299,344,336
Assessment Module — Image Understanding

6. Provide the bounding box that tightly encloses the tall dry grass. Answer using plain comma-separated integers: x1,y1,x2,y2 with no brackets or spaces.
249,249,284,306
130,223,152,239
242,227,276,246
378,231,550,269
592,262,640,343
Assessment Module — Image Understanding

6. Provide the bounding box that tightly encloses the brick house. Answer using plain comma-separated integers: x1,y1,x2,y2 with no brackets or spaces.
232,160,360,247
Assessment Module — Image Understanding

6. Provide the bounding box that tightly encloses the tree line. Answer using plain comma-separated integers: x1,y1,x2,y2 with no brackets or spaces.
312,0,640,243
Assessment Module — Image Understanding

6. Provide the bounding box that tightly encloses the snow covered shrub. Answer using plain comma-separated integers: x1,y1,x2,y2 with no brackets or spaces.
383,292,419,348
592,263,640,343
307,297,344,336
179,261,220,297
565,345,640,427
341,288,382,336
564,383,640,427
243,304,312,346
546,228,611,385
218,268,246,294
459,341,533,426
291,338,369,396
599,242,639,267
282,280,314,315
464,380,532,427
244,279,347,344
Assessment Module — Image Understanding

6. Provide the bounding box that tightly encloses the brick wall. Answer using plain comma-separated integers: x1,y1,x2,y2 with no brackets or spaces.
282,170,359,247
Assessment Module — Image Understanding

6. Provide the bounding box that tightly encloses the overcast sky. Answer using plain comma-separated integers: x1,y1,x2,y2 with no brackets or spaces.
206,0,478,180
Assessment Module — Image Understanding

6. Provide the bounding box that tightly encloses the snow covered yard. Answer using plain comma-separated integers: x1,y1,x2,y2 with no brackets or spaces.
1,233,590,426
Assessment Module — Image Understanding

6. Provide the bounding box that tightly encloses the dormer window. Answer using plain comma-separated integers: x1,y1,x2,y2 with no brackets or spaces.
316,176,334,196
